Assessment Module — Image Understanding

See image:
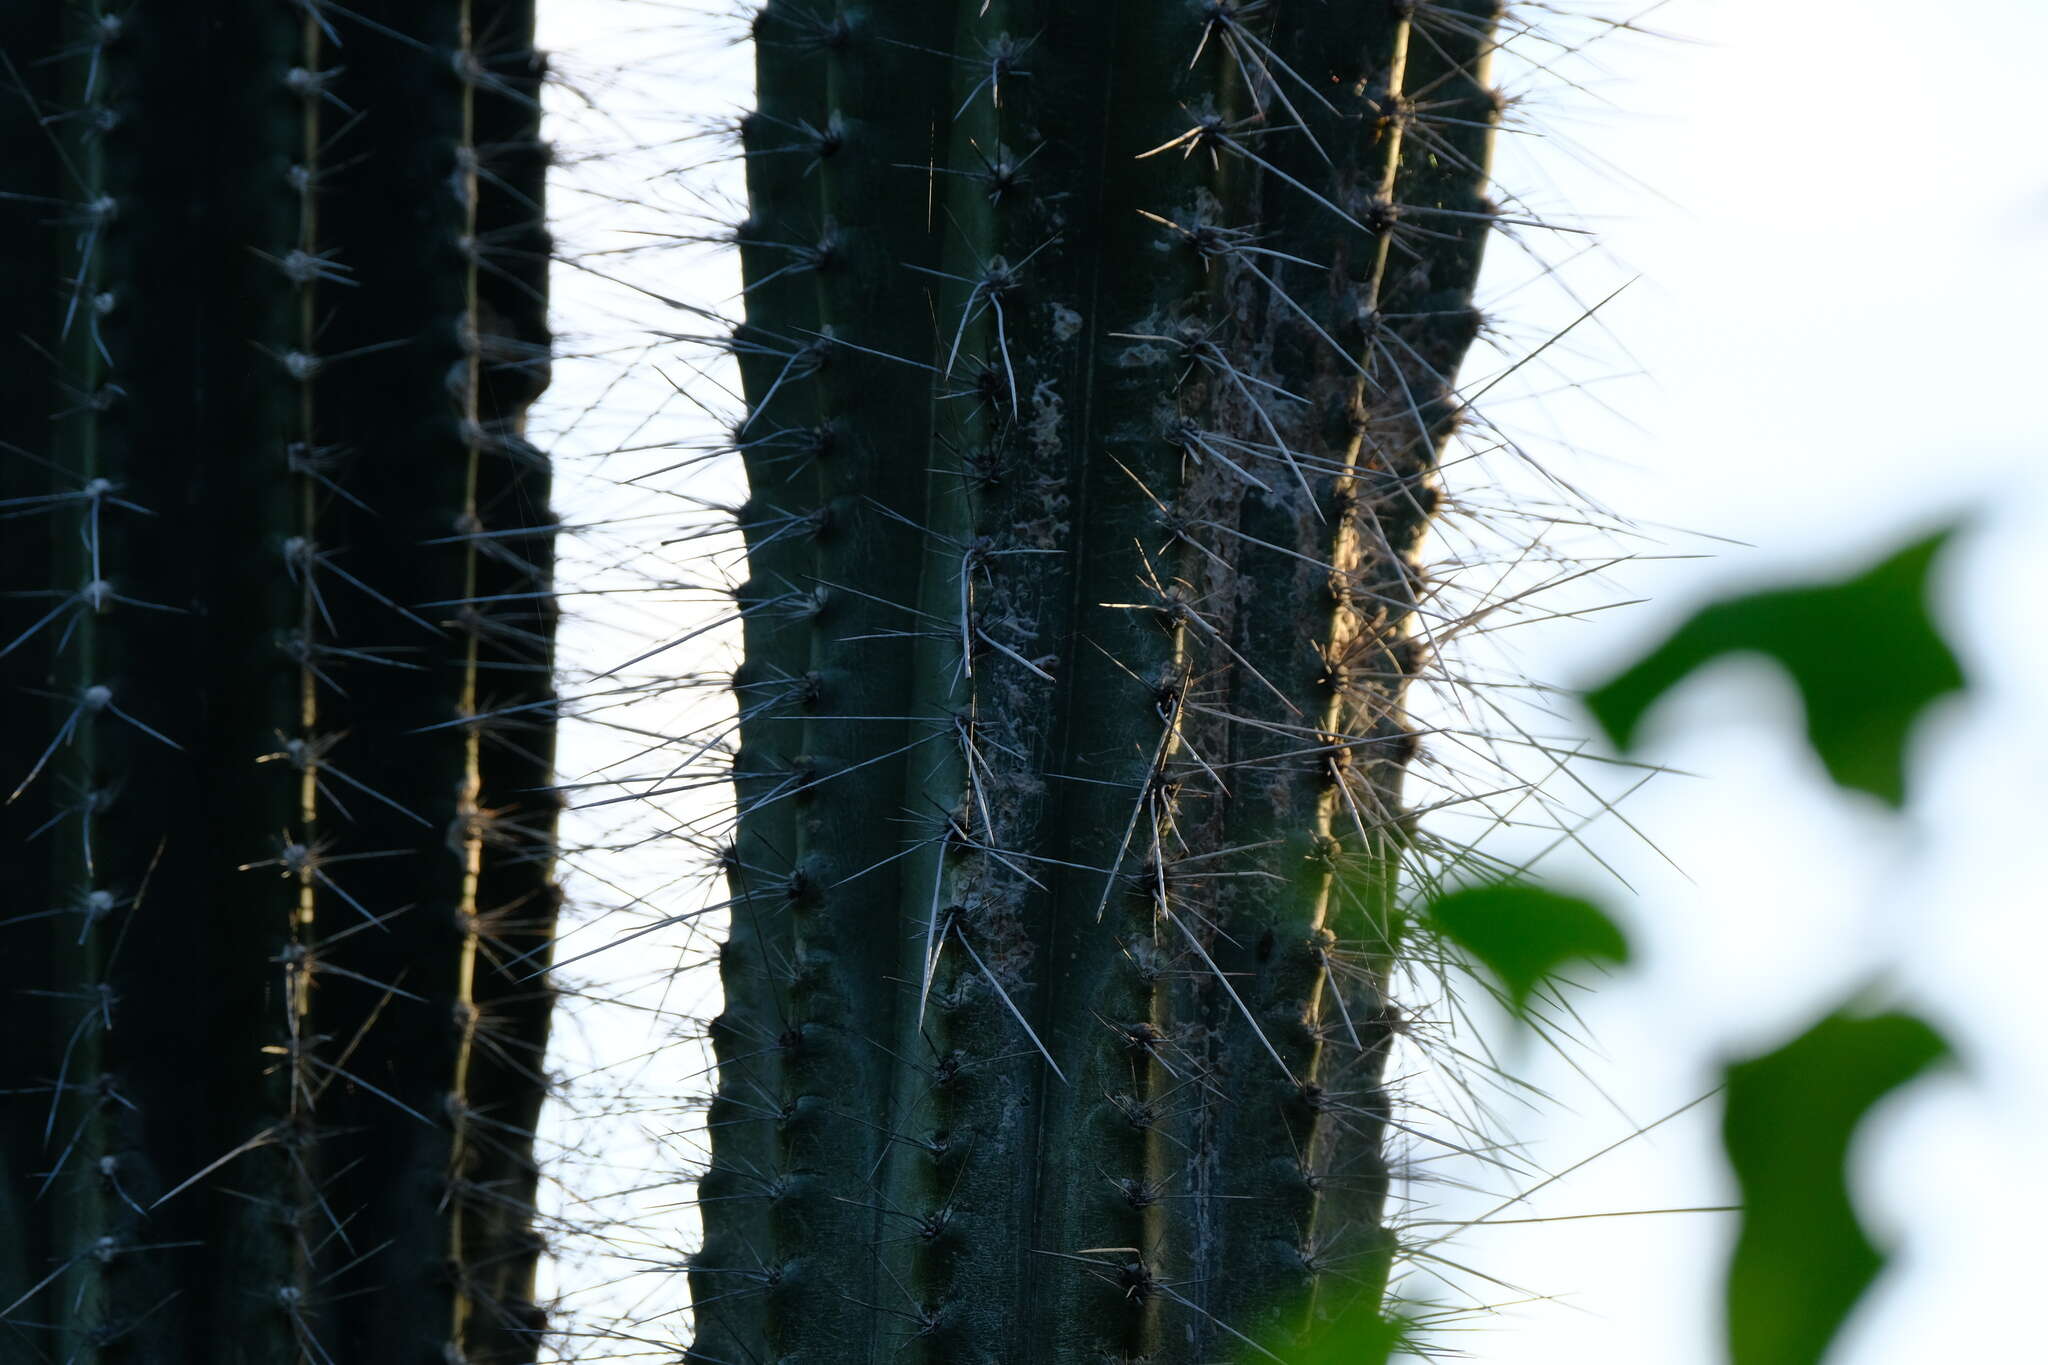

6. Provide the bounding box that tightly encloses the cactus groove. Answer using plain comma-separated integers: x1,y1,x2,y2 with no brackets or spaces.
0,3,560,1362
696,0,1505,1360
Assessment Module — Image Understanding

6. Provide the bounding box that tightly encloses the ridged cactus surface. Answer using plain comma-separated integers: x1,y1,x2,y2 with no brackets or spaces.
0,4,559,1362
697,1,1504,1360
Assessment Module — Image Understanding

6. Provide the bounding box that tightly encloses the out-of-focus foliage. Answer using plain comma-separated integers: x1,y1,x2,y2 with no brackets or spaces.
1422,880,1632,1021
1719,1009,1952,1365
1586,523,1970,1364
1585,527,1966,806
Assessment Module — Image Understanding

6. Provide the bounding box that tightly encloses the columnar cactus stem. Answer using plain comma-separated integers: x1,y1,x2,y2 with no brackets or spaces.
700,2,1505,1359
15,7,318,1359
0,3,557,1360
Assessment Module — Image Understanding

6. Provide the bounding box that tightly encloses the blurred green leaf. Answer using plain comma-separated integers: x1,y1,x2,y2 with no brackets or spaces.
1283,1310,1405,1365
1722,1006,1951,1365
1585,528,1967,806
1424,881,1630,1019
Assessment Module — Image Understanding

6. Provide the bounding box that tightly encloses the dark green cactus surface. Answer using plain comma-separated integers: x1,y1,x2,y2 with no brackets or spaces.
697,1,1504,1360
0,3,560,1362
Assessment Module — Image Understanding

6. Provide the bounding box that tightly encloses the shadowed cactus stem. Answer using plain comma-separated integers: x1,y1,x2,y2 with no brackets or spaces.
0,3,559,1361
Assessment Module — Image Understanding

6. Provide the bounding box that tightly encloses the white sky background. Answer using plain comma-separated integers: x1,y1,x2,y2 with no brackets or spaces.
529,2,2048,1360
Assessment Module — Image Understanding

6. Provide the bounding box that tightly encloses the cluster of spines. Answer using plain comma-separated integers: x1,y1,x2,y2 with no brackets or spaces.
0,3,559,1361
687,1,1509,1361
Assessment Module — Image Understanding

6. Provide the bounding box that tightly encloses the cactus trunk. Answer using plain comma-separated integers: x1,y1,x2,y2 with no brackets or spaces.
695,1,1503,1359
0,4,559,1361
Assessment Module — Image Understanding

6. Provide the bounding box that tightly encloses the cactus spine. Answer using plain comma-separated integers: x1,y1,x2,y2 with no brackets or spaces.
696,1,1503,1360
0,4,559,1362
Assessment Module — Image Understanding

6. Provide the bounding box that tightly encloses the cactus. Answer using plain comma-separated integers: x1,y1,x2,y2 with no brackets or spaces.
0,3,559,1362
694,0,1505,1359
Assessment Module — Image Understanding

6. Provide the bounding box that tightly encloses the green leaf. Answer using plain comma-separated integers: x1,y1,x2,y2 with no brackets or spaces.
1423,880,1630,1019
1722,1006,1951,1365
1585,528,1967,806
1285,1312,1404,1365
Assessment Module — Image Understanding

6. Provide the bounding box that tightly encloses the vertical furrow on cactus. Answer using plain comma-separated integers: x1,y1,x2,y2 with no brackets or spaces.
267,10,328,1356
996,6,1232,1360
1166,6,1428,1352
310,3,484,1358
755,5,948,1359
276,10,337,1355
893,1,1174,1356
688,5,832,1358
461,7,561,1359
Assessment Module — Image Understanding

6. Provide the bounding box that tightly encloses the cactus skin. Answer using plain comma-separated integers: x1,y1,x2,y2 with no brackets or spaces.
461,4,563,1359
691,3,834,1357
0,5,67,1342
0,3,558,1362
698,1,1504,1360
